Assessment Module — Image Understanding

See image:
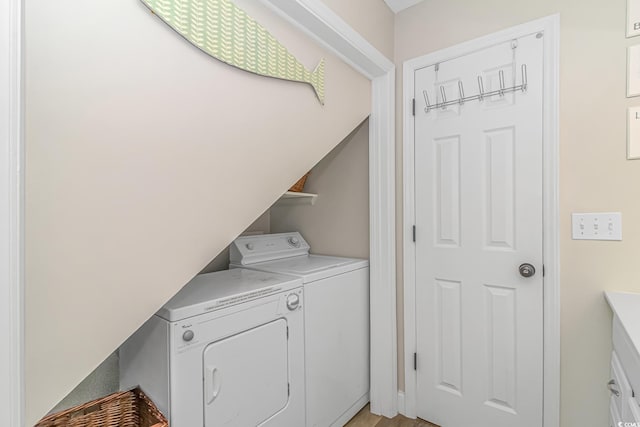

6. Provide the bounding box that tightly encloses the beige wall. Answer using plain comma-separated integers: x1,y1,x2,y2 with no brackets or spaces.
52,208,269,412
49,352,120,415
395,1,640,426
24,0,371,423
321,0,395,61
271,119,370,259
200,210,271,273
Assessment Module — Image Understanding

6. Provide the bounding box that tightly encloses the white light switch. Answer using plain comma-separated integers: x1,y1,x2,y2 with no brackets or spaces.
572,212,622,241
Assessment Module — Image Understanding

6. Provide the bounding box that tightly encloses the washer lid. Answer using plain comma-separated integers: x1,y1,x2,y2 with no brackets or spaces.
243,255,369,283
156,269,302,321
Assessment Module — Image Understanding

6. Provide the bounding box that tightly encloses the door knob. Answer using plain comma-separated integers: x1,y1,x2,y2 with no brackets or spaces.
519,263,536,278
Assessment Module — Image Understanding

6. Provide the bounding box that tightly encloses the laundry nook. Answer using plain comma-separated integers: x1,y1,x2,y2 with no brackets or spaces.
119,232,369,427
7,0,640,427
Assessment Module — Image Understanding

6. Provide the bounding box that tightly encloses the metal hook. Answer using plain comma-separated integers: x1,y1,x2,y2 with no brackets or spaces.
458,81,465,105
423,90,431,113
440,86,447,109
421,63,529,114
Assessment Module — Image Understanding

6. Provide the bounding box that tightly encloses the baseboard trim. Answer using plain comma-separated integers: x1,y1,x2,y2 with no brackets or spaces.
397,390,407,417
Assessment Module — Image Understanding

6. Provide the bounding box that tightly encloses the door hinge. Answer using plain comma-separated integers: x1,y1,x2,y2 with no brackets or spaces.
412,98,415,116
543,265,545,277
414,352,417,370
286,326,289,339
412,225,416,242
288,383,290,396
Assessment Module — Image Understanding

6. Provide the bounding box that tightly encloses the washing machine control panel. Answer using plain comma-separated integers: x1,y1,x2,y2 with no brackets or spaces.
230,232,310,265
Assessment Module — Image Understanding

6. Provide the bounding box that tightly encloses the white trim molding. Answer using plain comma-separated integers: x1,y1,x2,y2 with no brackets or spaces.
0,0,24,426
401,15,560,426
262,0,398,418
397,390,406,415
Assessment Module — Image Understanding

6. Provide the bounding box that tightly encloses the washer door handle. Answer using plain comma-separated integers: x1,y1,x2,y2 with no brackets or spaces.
206,366,221,404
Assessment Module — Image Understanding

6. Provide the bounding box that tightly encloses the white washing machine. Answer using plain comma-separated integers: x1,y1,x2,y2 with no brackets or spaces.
119,268,305,427
230,232,370,427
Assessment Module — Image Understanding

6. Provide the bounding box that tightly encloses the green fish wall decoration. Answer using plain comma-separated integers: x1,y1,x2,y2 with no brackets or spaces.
141,0,326,104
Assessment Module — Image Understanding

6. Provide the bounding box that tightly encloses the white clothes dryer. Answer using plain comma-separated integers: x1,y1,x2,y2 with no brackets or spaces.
230,232,370,427
119,268,305,427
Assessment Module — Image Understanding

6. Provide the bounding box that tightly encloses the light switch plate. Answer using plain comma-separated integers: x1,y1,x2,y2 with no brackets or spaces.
572,212,622,241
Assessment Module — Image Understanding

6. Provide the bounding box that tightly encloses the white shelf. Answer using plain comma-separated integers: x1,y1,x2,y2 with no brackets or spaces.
273,191,318,207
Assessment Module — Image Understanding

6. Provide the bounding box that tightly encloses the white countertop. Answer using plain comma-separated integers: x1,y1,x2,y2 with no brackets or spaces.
605,291,640,355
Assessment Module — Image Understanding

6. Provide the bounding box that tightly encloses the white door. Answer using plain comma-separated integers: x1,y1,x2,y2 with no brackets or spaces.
203,319,289,426
414,33,543,427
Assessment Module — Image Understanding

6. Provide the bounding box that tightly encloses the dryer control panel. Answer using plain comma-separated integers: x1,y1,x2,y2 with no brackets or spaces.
170,288,303,353
230,232,310,265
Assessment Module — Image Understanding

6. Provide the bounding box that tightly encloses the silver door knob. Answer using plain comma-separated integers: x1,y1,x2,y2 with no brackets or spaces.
519,263,536,278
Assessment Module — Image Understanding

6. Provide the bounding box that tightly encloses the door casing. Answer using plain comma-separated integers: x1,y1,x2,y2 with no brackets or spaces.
1,0,24,426
402,15,560,427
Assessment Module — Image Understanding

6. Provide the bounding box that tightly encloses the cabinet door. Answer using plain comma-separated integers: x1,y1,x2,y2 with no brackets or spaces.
203,319,289,427
612,351,633,418
627,396,640,422
611,398,622,427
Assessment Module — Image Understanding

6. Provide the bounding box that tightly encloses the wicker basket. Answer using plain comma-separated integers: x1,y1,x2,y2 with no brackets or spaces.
289,172,310,192
35,388,168,427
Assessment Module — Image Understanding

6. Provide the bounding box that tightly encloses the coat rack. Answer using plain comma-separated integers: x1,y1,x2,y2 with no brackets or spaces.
423,64,528,113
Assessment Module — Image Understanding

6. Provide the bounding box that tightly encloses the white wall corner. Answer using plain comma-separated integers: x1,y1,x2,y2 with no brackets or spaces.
383,0,425,14
1,0,24,426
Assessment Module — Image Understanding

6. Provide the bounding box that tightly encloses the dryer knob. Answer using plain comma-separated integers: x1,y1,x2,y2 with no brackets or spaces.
246,243,254,250
286,293,300,311
182,330,195,342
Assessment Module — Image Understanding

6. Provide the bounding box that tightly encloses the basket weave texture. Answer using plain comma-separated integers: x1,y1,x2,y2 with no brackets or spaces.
35,388,168,427
289,172,310,192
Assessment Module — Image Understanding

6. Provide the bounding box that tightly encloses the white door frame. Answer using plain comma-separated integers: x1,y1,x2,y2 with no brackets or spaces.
262,0,398,418
1,0,24,426
401,15,560,426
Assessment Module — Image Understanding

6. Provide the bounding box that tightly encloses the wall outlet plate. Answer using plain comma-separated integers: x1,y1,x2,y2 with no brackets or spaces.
571,212,622,241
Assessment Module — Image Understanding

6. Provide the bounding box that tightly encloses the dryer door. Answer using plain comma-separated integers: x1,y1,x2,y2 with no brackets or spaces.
203,318,289,426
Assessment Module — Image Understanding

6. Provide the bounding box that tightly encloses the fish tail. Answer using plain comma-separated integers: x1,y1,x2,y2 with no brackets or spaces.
309,59,325,105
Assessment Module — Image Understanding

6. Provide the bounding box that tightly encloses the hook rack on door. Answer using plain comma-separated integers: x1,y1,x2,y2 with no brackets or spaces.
422,64,528,113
